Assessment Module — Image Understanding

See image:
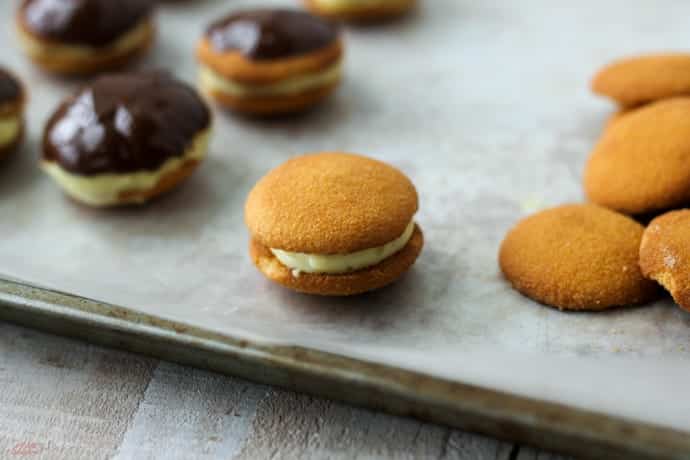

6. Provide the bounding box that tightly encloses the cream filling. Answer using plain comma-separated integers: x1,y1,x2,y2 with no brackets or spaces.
312,0,407,10
0,115,20,148
41,130,209,207
199,62,341,98
18,19,150,60
271,221,415,275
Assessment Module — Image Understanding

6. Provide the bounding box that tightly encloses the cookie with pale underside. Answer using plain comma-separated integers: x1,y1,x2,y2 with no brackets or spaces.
592,53,690,108
499,204,658,311
245,152,423,296
584,98,690,215
640,210,690,312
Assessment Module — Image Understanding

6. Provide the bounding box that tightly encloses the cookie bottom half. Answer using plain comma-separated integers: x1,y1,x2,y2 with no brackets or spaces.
250,224,424,296
200,64,341,116
42,130,209,207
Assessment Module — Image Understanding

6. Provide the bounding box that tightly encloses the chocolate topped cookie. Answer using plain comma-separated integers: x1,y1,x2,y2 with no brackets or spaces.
17,0,155,75
197,8,344,116
42,72,211,207
206,9,338,61
44,71,210,175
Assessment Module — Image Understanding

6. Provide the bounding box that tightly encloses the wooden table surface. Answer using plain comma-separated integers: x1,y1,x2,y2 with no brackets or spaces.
0,322,572,460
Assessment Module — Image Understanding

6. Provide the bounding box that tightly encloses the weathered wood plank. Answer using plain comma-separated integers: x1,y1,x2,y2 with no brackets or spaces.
233,390,514,460
115,359,516,460
115,362,267,460
0,323,156,460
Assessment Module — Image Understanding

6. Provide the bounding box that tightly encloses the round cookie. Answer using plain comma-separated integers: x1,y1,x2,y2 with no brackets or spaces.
584,98,690,215
196,8,343,116
245,152,423,296
499,204,658,310
17,0,154,75
41,71,211,207
303,0,416,21
0,68,26,160
640,210,690,311
592,53,690,108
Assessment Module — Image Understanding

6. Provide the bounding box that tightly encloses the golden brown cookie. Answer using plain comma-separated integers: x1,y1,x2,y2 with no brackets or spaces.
584,98,690,215
640,210,690,311
0,68,26,160
16,0,154,75
245,152,423,296
41,72,211,207
303,0,416,21
197,9,343,116
499,204,658,310
205,82,339,116
592,53,690,107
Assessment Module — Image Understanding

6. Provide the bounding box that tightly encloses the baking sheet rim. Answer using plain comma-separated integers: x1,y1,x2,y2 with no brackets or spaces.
0,277,688,460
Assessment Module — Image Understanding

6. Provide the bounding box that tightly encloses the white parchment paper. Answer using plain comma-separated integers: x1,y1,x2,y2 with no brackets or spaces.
1,0,689,432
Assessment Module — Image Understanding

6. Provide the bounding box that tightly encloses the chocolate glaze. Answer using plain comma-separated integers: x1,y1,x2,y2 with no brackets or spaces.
20,0,152,47
44,72,210,175
0,69,22,106
206,9,338,60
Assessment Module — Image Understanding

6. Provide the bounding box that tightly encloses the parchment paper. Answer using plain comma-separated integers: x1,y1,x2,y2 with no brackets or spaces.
2,0,689,432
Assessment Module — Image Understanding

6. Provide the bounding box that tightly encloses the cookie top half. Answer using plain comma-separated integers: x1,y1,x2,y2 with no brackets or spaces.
205,9,339,61
499,204,658,310
43,71,210,176
584,97,690,214
19,0,153,47
592,53,690,107
245,152,418,254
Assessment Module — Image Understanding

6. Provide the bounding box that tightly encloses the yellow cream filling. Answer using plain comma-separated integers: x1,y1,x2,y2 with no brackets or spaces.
199,62,341,98
0,115,20,148
271,221,415,275
41,130,209,207
18,19,150,60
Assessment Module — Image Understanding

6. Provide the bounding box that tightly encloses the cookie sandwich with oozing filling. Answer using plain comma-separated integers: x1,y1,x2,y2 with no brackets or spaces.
245,152,423,295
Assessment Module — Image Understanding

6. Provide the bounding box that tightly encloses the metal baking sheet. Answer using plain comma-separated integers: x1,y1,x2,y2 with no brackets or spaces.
1,0,690,458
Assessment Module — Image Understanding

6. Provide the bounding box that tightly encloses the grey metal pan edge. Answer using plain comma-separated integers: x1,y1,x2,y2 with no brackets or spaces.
0,277,687,460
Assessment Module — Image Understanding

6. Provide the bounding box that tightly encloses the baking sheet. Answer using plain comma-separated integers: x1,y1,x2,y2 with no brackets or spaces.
1,0,690,433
